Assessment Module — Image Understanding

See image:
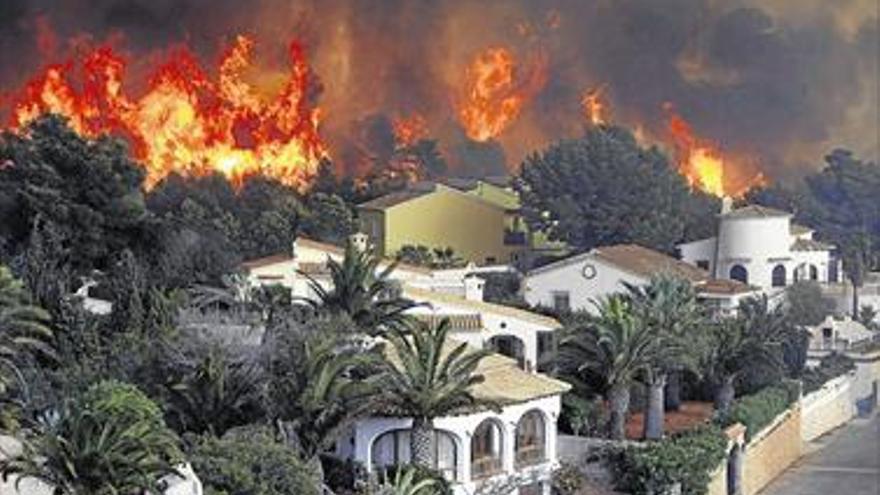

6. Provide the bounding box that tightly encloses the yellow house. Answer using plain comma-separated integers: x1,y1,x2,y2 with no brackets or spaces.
358,182,517,265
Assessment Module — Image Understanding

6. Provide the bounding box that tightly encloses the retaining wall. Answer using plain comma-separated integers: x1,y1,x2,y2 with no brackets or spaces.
800,372,855,441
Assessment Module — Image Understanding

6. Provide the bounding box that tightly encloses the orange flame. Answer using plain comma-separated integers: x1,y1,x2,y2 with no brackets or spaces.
666,107,727,197
457,47,547,142
5,35,326,190
581,86,607,126
392,113,429,148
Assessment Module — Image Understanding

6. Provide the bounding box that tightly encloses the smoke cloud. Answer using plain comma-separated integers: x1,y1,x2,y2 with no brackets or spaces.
1,0,877,181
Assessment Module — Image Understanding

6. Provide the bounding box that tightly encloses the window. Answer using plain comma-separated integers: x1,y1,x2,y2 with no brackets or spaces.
696,260,710,270
809,265,819,281
771,265,786,287
471,420,503,479
552,291,571,312
372,429,457,481
729,265,748,284
515,410,546,467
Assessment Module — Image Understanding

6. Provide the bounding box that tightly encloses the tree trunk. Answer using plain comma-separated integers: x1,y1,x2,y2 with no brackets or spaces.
665,370,682,411
607,385,631,440
852,280,860,319
305,455,325,491
410,417,435,468
714,375,736,418
643,374,666,440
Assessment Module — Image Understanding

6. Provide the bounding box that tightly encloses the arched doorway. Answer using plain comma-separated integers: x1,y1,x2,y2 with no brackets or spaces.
771,265,786,287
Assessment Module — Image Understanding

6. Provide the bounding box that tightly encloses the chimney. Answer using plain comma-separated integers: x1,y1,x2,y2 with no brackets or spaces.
720,196,733,215
464,274,485,302
349,232,369,253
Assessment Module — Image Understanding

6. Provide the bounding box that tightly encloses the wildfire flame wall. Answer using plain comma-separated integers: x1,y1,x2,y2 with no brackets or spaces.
0,0,877,194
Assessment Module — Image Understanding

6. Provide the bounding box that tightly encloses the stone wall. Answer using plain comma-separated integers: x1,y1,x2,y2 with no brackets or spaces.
801,372,855,442
741,406,803,495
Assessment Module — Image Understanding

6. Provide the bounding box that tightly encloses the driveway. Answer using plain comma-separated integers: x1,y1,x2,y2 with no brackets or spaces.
762,413,879,495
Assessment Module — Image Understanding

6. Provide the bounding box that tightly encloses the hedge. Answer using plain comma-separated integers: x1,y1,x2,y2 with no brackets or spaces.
610,425,728,495
801,353,855,395
722,380,800,441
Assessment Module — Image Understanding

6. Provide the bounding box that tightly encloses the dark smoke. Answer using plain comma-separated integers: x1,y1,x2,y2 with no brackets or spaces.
1,0,877,181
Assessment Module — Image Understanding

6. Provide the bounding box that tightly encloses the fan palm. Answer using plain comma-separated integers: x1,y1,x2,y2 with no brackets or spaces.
303,241,419,335
0,265,53,398
374,319,496,468
266,325,374,481
558,295,658,440
704,296,789,417
0,405,180,495
624,275,703,439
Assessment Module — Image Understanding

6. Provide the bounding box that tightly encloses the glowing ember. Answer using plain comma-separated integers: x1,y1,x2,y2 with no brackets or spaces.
581,86,607,126
4,35,326,190
457,47,547,142
392,113,429,148
666,107,726,197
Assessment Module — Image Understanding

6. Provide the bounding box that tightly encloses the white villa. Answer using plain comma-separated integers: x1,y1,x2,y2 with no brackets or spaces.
522,243,758,315
677,204,839,295
241,235,569,494
335,349,570,495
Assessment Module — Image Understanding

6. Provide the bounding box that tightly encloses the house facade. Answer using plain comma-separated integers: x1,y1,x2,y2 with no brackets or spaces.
522,244,758,315
677,204,839,295
403,284,561,372
336,351,570,495
357,182,519,265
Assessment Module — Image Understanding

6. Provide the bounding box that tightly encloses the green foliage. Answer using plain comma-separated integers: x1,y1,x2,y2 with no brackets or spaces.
722,381,800,440
305,240,419,335
611,425,728,495
515,126,716,253
0,384,181,495
0,265,53,398
478,271,526,307
801,353,856,394
559,393,606,437
377,464,452,495
187,430,320,495
551,461,588,495
395,245,466,269
857,305,878,331
785,282,836,327
0,115,148,276
265,320,375,461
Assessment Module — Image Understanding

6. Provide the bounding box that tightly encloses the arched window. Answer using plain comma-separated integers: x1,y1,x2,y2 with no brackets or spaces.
729,265,748,284
515,410,546,467
471,420,503,479
771,265,786,287
809,265,819,281
372,429,458,481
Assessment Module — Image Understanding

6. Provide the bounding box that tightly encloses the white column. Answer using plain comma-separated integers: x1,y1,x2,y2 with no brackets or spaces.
503,420,516,474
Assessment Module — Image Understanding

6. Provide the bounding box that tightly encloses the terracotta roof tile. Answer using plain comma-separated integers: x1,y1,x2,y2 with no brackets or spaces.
791,238,834,252
592,244,708,282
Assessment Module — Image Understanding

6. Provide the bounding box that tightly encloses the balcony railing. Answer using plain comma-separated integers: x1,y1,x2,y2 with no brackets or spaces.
471,456,503,479
515,445,546,468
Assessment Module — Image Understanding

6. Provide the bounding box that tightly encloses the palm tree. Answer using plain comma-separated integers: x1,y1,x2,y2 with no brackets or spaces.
265,324,374,481
624,275,703,440
166,344,265,436
0,265,53,398
0,404,180,495
303,241,419,335
377,465,439,495
558,296,657,440
704,296,789,417
374,319,496,468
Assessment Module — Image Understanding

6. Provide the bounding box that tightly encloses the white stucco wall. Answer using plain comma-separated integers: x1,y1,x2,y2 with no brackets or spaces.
523,255,648,314
678,237,718,274
800,372,855,442
343,394,562,495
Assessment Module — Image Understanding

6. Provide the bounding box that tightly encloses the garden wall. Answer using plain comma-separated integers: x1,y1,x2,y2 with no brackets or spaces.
800,372,855,442
741,406,802,495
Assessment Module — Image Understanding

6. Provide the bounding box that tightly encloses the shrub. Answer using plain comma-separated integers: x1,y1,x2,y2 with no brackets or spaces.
559,393,607,437
80,379,166,429
552,461,587,495
322,454,367,494
611,425,728,495
801,353,856,394
188,430,320,495
378,464,453,495
722,381,800,440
